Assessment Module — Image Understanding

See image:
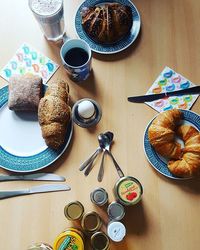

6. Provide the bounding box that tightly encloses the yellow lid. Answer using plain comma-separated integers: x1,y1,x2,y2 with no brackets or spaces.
53,230,84,250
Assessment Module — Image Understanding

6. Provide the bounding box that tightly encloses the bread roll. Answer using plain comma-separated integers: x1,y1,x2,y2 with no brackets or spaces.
8,73,42,111
38,80,71,149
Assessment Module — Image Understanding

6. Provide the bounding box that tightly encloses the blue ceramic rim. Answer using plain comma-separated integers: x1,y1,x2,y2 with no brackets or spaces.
143,109,200,180
0,84,73,173
75,0,141,54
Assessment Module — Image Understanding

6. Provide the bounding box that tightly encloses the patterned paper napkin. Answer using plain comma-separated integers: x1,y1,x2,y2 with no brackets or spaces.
0,43,59,84
145,66,199,112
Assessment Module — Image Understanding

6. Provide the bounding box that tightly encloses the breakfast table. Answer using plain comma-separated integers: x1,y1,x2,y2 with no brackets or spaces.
0,0,200,249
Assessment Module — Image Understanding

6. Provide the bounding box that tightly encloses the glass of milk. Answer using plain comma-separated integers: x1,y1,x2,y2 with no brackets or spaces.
29,0,65,42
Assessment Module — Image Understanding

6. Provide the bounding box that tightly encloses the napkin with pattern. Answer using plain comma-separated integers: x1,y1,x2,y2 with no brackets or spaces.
0,43,59,84
145,66,199,112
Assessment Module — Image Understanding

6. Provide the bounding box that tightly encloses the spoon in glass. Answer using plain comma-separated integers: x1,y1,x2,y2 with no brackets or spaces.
98,132,125,179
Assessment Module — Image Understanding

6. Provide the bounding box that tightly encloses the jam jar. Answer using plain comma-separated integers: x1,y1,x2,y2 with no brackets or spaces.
114,176,143,206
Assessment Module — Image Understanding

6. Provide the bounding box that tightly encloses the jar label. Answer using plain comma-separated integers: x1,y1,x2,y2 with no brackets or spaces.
54,233,84,250
58,236,80,250
118,180,141,204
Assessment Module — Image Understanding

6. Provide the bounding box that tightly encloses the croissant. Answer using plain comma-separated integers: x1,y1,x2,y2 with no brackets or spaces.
168,125,200,177
81,3,133,44
148,109,182,159
38,81,71,149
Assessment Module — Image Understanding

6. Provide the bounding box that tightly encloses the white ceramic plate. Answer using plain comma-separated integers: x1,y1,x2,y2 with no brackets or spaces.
75,0,141,54
143,109,200,179
0,85,73,172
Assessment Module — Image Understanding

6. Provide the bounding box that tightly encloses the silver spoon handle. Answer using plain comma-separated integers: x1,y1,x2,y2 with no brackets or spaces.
97,150,106,182
79,147,101,171
106,150,124,178
84,150,100,176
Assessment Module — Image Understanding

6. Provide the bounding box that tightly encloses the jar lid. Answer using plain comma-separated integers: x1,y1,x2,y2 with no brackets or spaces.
72,98,102,128
81,211,102,234
107,221,126,242
53,229,84,250
27,243,52,250
114,176,143,206
64,201,84,220
107,202,125,220
91,231,110,250
90,188,108,206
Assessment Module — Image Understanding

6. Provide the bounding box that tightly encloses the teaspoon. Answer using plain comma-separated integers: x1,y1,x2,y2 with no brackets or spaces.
101,132,124,178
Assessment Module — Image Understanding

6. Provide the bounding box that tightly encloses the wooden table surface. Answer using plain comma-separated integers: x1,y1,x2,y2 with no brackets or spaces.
0,0,200,249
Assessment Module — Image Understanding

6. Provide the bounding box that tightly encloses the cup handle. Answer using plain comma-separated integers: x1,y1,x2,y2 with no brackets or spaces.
62,34,70,43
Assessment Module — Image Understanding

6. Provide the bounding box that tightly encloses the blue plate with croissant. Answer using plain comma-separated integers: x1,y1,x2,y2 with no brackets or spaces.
144,109,200,179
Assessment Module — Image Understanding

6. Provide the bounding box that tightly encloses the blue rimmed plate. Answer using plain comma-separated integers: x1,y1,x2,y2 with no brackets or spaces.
0,85,73,173
75,0,141,54
143,109,200,180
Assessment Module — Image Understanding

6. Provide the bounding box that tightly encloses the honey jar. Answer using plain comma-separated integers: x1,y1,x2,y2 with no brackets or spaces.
53,228,84,250
91,231,110,250
81,211,102,234
64,201,84,221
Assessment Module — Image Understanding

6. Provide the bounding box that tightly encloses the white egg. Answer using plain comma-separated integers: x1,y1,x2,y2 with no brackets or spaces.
77,100,95,119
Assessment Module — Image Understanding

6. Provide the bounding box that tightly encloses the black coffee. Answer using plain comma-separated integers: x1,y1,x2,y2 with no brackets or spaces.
64,47,89,67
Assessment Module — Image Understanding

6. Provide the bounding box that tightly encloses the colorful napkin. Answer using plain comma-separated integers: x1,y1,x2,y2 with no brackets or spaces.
0,43,59,84
145,66,199,112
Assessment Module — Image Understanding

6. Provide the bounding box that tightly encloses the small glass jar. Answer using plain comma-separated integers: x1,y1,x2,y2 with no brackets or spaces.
91,232,110,250
27,243,52,250
114,176,143,206
81,211,102,234
107,202,125,221
107,221,126,242
53,228,84,250
64,201,84,221
90,188,108,206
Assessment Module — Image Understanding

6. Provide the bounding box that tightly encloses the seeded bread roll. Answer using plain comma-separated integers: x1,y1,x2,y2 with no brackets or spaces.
8,74,42,111
38,80,71,149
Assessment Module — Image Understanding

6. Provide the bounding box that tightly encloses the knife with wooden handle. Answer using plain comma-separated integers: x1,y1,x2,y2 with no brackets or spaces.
127,86,200,103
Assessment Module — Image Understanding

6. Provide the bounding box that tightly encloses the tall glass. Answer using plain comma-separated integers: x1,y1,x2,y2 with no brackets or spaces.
29,0,65,42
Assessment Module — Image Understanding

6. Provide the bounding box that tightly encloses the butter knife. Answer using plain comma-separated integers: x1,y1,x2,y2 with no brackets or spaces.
0,184,71,199
0,173,66,182
127,86,200,103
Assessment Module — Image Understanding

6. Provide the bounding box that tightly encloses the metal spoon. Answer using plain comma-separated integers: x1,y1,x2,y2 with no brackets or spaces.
97,133,111,182
79,146,102,171
100,132,124,178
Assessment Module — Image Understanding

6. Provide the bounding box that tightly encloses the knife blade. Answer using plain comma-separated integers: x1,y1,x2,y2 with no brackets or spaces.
0,173,66,182
127,86,200,103
0,183,71,199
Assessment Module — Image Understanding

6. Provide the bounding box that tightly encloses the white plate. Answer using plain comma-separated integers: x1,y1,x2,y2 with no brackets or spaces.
143,109,200,179
75,0,141,54
0,85,73,172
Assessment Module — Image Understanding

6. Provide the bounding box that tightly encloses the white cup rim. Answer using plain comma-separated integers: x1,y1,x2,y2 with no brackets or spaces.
60,38,91,69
